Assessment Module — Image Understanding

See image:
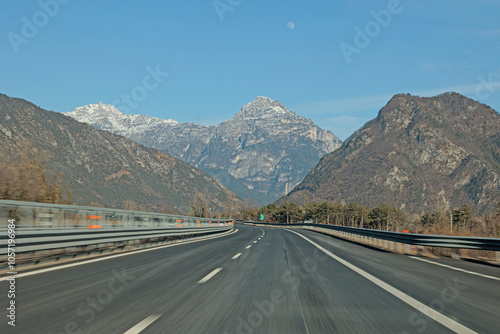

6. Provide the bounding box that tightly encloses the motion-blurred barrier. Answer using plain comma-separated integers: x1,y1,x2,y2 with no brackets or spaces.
0,200,234,259
0,200,233,229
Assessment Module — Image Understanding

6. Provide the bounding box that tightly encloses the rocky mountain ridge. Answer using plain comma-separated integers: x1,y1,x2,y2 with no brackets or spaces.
0,93,244,213
282,92,500,215
65,96,342,205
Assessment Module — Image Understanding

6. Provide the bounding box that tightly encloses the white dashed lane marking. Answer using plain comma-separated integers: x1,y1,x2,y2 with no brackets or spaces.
124,315,161,334
198,268,223,284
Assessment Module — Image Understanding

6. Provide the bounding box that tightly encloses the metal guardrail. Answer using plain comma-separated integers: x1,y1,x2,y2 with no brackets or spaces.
0,200,234,258
250,222,500,252
0,227,231,256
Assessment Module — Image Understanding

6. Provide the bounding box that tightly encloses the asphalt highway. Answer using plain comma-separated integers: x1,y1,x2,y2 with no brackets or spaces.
1,224,499,333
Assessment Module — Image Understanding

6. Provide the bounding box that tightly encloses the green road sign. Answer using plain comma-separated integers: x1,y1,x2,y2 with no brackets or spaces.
260,214,264,221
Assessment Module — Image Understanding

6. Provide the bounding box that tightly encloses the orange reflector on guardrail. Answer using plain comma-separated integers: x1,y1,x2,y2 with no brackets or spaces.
402,230,409,233
177,219,183,222
196,220,200,223
196,225,200,227
87,225,101,229
87,215,101,220
177,224,183,227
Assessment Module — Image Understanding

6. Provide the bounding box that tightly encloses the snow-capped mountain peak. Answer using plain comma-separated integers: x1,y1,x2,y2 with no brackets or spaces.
64,103,178,134
235,96,297,122
67,102,124,122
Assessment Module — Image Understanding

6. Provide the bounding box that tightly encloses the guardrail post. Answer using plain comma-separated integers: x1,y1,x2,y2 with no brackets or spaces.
404,244,411,254
496,251,500,263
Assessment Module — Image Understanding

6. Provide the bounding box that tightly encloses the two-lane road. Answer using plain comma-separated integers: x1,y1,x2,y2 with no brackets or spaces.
1,225,499,333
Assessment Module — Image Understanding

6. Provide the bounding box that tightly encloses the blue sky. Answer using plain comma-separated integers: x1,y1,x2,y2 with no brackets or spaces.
1,0,499,140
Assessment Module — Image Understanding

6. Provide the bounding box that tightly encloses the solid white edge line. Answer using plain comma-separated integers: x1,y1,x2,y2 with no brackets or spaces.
410,256,500,281
198,267,222,284
124,314,161,334
232,253,242,260
286,229,477,334
0,228,238,281
246,245,251,249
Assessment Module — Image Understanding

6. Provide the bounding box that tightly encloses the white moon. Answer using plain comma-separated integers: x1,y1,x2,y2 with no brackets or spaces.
287,22,295,30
